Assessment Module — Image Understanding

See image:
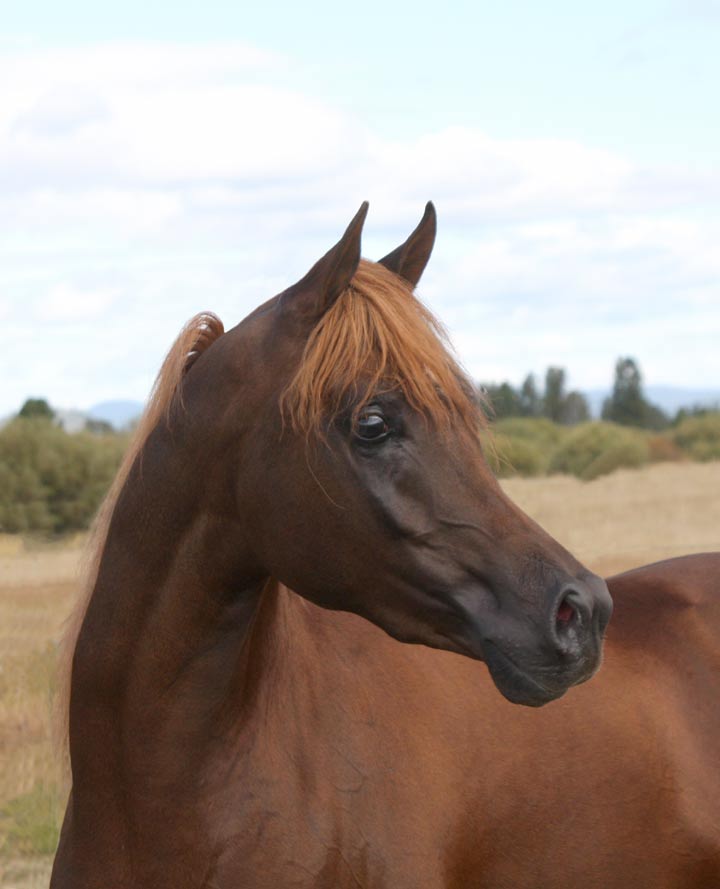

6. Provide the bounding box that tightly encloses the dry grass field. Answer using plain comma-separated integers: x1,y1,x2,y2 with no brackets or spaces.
502,461,720,578
1,461,719,887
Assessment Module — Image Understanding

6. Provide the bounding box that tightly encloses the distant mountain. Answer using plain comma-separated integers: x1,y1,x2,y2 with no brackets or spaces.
585,386,720,418
645,386,720,415
88,400,144,429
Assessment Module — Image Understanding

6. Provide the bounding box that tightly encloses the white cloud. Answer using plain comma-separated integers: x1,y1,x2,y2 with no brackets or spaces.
0,42,364,190
0,40,718,414
34,282,118,321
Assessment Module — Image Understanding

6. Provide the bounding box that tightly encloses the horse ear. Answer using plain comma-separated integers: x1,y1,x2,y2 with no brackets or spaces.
378,202,436,288
282,202,369,321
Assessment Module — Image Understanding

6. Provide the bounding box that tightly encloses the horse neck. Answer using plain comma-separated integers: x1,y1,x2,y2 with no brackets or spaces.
68,451,297,795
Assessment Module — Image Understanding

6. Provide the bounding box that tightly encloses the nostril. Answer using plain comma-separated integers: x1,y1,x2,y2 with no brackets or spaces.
550,578,609,662
552,587,590,656
554,586,591,631
555,597,576,629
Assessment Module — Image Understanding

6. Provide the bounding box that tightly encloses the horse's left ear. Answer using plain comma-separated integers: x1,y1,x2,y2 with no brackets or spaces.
379,201,436,287
282,202,369,321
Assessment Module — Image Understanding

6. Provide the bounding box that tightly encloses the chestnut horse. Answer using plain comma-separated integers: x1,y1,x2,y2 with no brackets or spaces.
51,205,719,888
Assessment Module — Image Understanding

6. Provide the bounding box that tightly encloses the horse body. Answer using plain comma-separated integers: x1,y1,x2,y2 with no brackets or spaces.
54,555,720,888
51,205,719,888
216,557,720,889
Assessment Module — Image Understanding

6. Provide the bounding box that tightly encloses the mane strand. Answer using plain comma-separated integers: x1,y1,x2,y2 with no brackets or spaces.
55,312,224,756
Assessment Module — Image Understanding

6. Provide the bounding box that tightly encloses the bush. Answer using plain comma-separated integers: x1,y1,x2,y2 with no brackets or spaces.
0,418,127,534
548,422,650,480
485,418,569,478
646,434,684,463
487,434,546,478
671,414,720,462
494,417,568,451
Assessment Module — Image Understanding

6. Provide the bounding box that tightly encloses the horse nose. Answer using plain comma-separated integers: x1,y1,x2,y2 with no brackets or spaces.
551,576,612,659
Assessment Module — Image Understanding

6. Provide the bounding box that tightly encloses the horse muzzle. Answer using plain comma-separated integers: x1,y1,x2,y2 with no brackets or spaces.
475,573,613,707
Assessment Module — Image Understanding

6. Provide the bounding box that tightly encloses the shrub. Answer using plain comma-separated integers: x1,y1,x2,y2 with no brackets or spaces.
581,442,649,480
486,417,568,478
646,434,684,463
671,414,720,462
0,418,127,534
548,422,650,480
487,434,546,478
494,417,567,451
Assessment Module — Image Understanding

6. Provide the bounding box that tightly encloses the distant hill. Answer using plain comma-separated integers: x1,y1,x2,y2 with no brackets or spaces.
88,400,144,429
585,386,720,418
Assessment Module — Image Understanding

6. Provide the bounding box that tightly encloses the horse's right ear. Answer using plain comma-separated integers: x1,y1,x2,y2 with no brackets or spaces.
280,202,369,322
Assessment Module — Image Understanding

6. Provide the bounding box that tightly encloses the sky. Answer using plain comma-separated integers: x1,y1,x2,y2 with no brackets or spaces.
1,0,719,416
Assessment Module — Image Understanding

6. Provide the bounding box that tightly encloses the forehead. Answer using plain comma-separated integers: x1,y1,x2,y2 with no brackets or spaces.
279,269,483,437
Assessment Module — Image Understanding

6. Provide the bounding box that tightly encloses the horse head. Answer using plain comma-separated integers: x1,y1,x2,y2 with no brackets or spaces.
171,202,612,707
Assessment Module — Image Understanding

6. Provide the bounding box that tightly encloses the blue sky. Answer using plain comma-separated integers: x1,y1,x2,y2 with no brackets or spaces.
1,1,719,414
6,0,720,164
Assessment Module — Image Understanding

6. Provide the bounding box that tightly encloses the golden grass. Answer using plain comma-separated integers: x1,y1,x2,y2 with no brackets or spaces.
1,462,719,886
0,539,81,889
503,461,720,577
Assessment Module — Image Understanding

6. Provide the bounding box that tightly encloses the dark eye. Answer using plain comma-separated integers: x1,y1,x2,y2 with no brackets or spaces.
355,409,389,442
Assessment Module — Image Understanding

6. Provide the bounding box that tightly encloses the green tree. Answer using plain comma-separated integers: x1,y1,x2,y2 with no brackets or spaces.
542,367,566,423
18,398,54,421
560,390,590,425
481,382,522,419
673,403,720,425
482,369,589,425
519,374,541,417
0,418,126,534
85,418,115,435
602,358,668,429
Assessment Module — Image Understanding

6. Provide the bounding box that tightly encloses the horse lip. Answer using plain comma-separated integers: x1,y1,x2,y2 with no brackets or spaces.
482,640,573,707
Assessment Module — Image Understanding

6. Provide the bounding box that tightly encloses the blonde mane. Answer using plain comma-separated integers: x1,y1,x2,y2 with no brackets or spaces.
281,260,484,437
55,312,224,755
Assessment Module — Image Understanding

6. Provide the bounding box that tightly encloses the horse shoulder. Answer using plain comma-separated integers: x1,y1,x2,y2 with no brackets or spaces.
606,552,720,645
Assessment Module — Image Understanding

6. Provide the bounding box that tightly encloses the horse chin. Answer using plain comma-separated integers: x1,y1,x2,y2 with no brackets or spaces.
482,640,576,708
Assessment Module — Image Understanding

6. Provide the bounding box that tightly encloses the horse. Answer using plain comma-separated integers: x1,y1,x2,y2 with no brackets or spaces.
50,204,719,888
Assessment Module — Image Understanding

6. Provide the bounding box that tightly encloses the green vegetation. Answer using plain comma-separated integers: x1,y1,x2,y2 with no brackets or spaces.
548,423,650,480
495,417,568,452
484,356,669,429
601,358,668,429
483,367,590,424
486,418,565,478
18,398,55,422
488,434,546,479
1,383,719,537
671,413,720,461
490,415,720,480
480,353,719,481
0,410,127,535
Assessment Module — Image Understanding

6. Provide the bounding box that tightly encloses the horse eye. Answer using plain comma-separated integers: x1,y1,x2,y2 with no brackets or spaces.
355,410,389,442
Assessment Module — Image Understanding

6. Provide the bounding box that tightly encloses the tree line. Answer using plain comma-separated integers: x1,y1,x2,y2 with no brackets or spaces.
482,357,713,428
483,367,590,425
